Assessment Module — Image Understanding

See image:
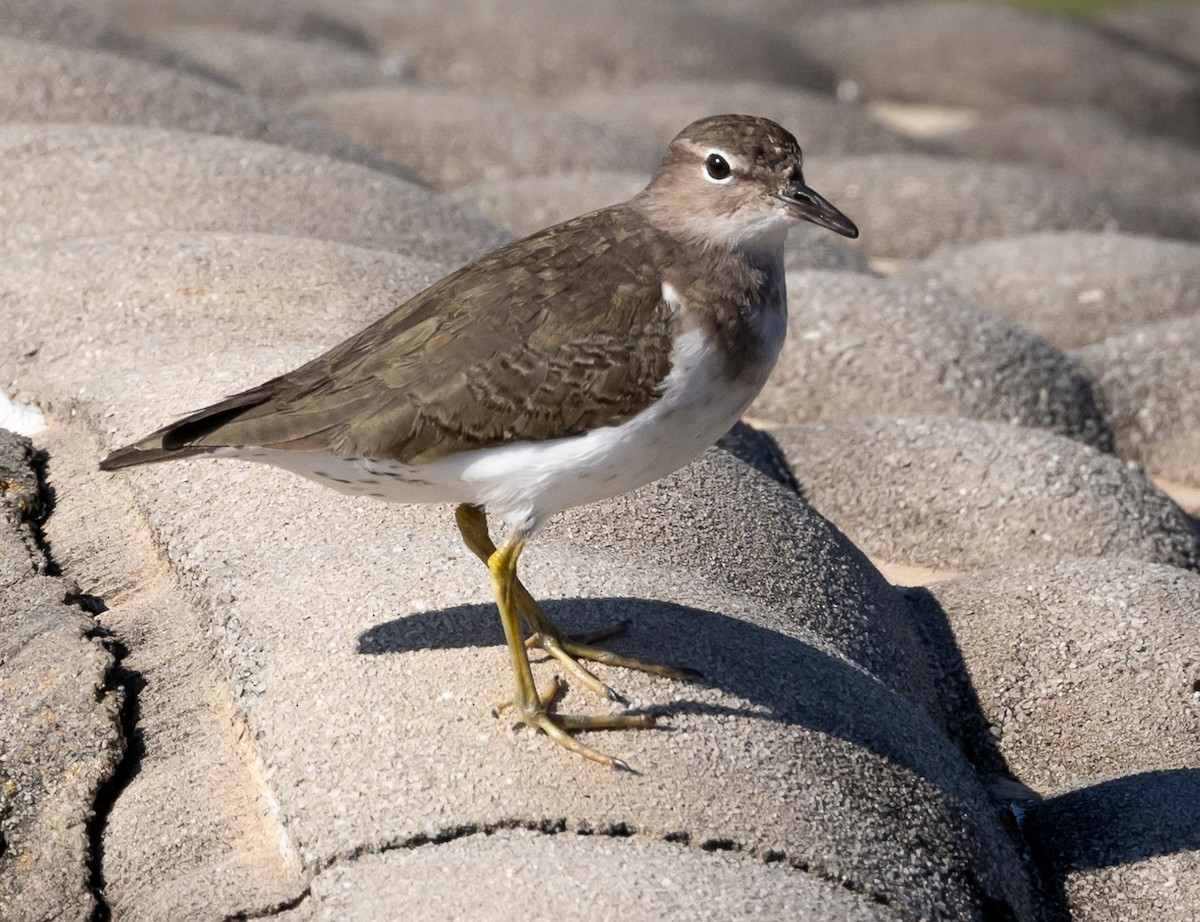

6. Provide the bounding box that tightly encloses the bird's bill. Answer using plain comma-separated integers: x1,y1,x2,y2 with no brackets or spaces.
775,183,859,238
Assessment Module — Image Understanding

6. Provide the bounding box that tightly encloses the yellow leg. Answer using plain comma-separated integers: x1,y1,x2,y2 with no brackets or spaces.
486,529,654,770
455,504,699,701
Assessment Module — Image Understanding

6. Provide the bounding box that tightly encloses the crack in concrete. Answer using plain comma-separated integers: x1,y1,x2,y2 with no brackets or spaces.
84,644,142,922
9,438,134,922
222,887,312,922
34,420,313,917
283,819,916,921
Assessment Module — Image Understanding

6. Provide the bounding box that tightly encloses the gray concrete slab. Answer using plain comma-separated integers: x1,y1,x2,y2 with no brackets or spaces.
0,430,124,922
546,449,941,719
155,27,410,101
0,36,408,179
301,828,908,921
714,421,801,495
1072,317,1200,488
934,106,1200,200
792,2,1200,144
295,86,661,190
771,415,1199,574
0,0,228,80
0,233,447,421
806,152,1200,260
299,0,832,97
914,557,1200,921
751,270,1111,451
679,0,863,27
916,555,1200,796
449,171,650,236
1026,770,1200,922
66,0,372,49
0,123,508,261
565,79,920,154
901,232,1200,350
1102,0,1200,71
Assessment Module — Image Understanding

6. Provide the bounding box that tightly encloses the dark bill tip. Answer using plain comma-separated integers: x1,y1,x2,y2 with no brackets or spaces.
776,183,859,239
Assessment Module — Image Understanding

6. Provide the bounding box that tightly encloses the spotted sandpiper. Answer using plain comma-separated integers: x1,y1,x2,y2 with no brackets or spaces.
101,114,858,769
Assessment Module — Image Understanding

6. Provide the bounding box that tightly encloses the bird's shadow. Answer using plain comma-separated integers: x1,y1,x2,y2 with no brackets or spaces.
360,595,992,793
362,593,1200,920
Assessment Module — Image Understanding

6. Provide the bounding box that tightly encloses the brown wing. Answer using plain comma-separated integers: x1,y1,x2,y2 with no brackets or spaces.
103,207,677,469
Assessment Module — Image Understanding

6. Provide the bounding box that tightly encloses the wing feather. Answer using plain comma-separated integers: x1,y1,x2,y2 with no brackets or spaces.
104,207,678,468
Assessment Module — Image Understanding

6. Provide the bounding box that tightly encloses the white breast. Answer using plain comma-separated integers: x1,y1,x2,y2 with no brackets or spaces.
227,283,787,536
452,281,785,532
460,323,756,532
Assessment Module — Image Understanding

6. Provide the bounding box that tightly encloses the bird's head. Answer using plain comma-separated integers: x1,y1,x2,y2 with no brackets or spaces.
634,114,858,252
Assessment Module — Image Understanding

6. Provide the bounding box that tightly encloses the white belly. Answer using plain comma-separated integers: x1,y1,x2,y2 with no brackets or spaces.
455,323,775,531
227,306,785,535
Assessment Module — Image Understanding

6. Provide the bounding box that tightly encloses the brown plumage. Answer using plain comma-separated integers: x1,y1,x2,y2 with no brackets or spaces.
102,116,852,476
101,204,775,470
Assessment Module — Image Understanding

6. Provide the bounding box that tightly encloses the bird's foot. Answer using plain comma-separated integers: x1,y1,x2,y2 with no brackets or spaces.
523,628,701,703
494,676,660,771
517,593,702,699
456,503,702,698
458,504,691,768
492,673,568,717
523,708,658,772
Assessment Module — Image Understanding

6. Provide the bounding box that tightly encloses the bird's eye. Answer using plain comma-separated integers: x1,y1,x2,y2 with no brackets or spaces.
704,153,732,182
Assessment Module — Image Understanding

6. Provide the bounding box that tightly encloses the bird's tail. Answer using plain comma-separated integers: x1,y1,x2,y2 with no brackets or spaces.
100,388,274,471
99,442,210,471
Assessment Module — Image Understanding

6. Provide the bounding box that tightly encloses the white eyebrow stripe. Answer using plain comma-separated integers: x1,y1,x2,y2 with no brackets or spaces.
677,139,747,171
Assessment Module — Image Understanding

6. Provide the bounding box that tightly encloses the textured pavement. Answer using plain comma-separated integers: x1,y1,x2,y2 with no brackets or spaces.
1,1,1198,920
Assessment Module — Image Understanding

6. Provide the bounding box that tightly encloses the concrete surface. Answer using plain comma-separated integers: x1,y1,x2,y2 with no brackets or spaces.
790,1,1200,143
752,270,1111,450
296,828,909,921
770,415,1200,573
0,431,124,922
61,0,373,48
153,28,410,100
294,86,662,189
901,232,1200,349
934,107,1200,200
0,36,405,178
1102,0,1200,71
0,123,508,261
1,1,1197,919
1073,316,1200,486
809,153,1200,260
565,79,921,153
913,558,1200,921
298,0,833,96
0,0,231,81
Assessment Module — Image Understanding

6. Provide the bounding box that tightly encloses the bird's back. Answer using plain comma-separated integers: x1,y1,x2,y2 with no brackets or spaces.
102,205,679,471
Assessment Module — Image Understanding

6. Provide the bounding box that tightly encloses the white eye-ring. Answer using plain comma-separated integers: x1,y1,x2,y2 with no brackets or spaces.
704,151,733,183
